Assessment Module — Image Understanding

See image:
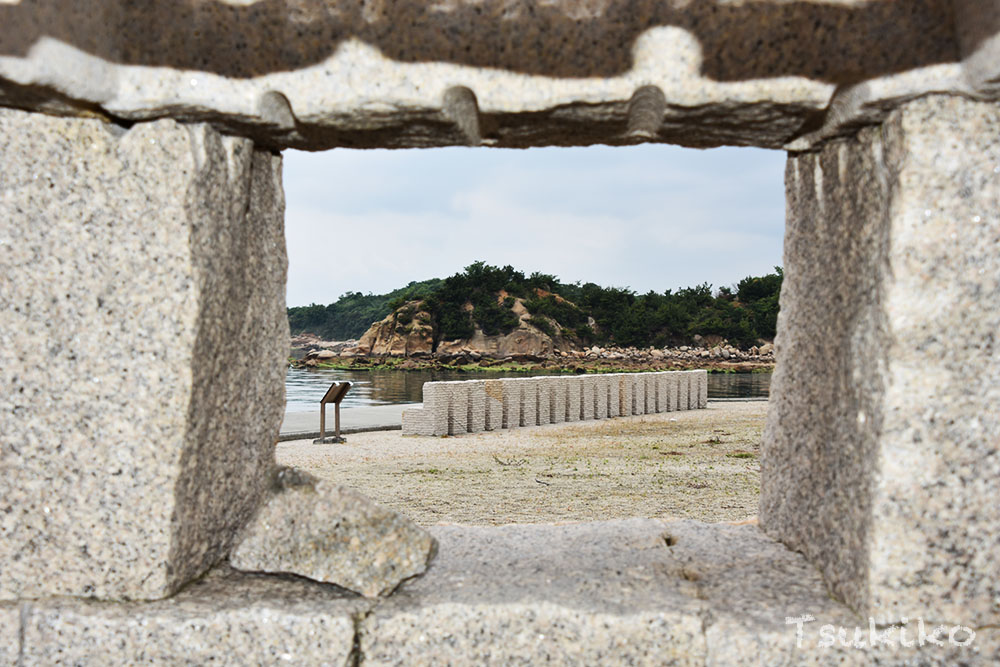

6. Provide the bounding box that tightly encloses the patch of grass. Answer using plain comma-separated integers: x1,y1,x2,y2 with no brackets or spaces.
727,452,756,459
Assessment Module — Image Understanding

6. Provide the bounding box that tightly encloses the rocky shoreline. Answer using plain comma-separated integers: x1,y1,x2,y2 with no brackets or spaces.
290,334,775,374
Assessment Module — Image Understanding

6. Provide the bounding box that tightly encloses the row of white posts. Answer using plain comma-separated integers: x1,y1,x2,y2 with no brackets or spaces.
402,370,708,436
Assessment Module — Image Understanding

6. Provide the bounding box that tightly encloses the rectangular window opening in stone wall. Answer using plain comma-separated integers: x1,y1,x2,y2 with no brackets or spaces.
277,143,785,529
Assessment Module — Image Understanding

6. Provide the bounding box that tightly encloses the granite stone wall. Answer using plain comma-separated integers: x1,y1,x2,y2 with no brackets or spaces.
761,95,1000,626
0,108,288,601
402,371,708,437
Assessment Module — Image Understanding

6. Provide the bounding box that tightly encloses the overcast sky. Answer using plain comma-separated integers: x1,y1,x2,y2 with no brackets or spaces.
283,144,786,307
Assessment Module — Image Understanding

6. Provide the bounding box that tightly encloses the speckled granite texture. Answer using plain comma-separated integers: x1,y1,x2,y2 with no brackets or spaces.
230,467,437,598
19,568,368,665
7,522,997,664
0,0,980,151
359,520,993,666
0,603,18,666
763,95,1000,626
0,109,288,601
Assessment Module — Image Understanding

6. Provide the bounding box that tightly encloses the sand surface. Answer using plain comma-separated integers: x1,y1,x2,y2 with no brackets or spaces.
276,400,767,527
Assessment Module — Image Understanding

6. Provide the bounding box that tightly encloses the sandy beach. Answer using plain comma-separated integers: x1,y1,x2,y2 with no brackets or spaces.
277,400,767,527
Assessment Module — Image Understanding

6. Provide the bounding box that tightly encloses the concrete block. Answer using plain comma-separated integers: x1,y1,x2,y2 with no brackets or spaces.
0,109,287,601
502,379,522,429
762,95,1000,625
21,568,368,666
466,380,487,433
565,376,582,422
632,374,646,415
483,380,504,431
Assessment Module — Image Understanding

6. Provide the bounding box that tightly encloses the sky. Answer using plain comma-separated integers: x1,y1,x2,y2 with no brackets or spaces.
283,144,786,308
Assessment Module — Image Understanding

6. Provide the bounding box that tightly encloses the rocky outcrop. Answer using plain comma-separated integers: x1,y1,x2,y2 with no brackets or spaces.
353,297,575,359
354,302,435,356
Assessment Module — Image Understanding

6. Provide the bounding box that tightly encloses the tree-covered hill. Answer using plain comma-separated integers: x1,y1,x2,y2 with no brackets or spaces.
289,262,782,349
288,278,442,340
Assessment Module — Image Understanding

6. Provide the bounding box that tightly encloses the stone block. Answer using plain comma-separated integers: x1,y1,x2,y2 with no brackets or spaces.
592,376,609,420
579,376,596,420
520,379,538,427
607,374,621,418
654,373,669,412
762,95,1000,625
687,372,701,410
501,379,522,429
0,603,18,666
0,0,966,152
21,568,368,665
420,382,450,436
644,374,659,413
618,375,633,417
360,519,915,665
564,376,582,422
0,109,287,601
401,408,434,436
466,380,486,433
677,373,689,412
483,380,504,431
662,373,678,412
532,378,550,425
444,382,469,435
632,374,647,415
545,377,566,424
361,519,707,665
695,370,708,408
230,468,436,599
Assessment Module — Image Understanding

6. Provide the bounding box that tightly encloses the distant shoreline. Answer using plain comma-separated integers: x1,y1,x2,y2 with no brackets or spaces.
290,354,775,375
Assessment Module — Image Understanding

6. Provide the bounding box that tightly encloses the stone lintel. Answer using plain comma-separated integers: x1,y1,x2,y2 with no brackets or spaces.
0,0,976,151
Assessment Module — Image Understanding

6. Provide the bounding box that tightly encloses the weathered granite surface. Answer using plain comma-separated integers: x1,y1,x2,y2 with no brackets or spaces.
763,95,1000,626
230,468,437,599
361,519,707,665
0,603,18,666
0,0,981,151
359,519,991,665
20,567,368,666
0,108,288,601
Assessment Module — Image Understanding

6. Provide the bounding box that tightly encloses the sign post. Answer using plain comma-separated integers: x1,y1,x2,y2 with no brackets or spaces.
314,381,352,444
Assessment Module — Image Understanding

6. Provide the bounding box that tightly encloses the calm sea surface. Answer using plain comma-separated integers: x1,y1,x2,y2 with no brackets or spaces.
285,367,771,412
